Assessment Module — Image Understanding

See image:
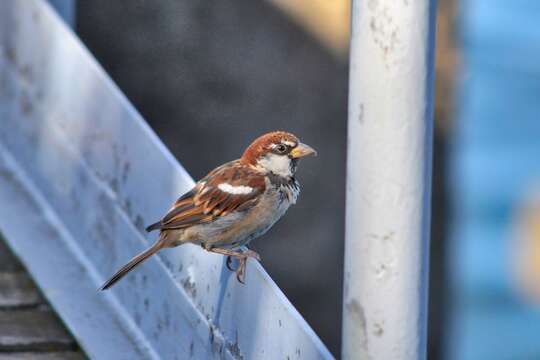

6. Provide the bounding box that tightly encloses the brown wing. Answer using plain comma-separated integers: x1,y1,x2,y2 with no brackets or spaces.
145,161,266,232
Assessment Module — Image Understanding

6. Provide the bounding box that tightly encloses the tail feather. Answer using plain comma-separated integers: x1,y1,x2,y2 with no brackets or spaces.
145,221,162,232
99,241,164,291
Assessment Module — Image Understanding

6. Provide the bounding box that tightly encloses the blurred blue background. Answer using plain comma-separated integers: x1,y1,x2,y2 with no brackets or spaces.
448,0,540,359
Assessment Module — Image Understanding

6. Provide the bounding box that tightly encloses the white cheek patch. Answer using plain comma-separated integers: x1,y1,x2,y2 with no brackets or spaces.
257,153,293,177
218,183,254,195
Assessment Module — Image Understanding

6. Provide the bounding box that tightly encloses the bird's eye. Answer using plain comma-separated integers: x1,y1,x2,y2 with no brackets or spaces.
275,144,287,154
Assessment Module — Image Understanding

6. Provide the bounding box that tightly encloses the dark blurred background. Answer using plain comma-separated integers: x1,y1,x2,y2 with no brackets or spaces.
76,1,348,356
75,1,455,358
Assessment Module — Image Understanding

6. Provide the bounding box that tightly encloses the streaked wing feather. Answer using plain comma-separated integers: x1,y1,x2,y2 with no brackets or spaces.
161,200,195,223
149,161,265,231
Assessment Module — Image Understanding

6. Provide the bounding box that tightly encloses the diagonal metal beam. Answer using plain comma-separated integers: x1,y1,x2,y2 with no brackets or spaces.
0,1,333,359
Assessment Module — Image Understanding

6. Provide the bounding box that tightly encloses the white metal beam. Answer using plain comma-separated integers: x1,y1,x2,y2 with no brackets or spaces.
343,0,437,359
0,1,333,359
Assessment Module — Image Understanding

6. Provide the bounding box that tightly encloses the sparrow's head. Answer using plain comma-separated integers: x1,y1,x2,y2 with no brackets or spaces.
241,131,317,177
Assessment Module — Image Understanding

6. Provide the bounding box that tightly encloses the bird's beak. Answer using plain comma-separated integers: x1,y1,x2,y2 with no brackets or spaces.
290,142,317,158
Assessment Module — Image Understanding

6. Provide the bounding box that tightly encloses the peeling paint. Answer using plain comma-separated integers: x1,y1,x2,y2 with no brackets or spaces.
367,3,402,69
344,299,369,359
373,321,384,337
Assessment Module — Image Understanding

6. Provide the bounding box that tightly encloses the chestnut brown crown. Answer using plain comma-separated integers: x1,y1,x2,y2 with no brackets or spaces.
240,131,299,165
240,131,316,177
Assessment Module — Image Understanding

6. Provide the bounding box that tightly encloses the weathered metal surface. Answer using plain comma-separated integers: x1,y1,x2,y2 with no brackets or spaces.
0,0,333,359
343,0,436,359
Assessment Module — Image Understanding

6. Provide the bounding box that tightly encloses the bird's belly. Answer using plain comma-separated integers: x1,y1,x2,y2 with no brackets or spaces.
189,189,291,249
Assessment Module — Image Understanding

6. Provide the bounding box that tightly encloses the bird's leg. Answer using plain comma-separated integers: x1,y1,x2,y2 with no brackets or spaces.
204,247,261,284
236,257,247,284
242,248,261,262
205,247,243,274
226,249,260,273
205,246,243,258
234,248,261,284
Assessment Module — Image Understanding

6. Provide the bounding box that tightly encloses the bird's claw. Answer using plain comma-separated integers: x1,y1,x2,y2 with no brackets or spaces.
244,249,261,261
235,258,247,284
223,249,261,284
236,272,245,284
226,256,236,271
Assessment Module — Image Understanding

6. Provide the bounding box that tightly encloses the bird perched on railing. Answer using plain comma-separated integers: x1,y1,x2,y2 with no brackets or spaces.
100,131,316,290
